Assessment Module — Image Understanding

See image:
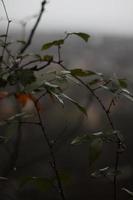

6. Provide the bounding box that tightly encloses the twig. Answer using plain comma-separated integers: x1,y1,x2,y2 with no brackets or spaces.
19,0,47,54
55,44,122,200
34,101,66,200
0,0,11,67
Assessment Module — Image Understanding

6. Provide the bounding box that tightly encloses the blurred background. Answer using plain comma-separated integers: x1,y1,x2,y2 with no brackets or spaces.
0,0,133,200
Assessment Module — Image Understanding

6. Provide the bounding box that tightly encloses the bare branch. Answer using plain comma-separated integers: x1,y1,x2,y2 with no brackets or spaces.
19,0,47,55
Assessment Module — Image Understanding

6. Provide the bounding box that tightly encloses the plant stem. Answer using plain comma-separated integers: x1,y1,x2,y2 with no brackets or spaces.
34,102,66,200
19,0,47,54
55,45,121,200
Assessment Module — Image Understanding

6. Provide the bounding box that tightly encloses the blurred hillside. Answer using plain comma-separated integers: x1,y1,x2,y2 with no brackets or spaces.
0,31,133,200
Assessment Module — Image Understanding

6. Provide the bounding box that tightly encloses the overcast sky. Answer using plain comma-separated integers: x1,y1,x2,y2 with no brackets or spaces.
1,0,133,36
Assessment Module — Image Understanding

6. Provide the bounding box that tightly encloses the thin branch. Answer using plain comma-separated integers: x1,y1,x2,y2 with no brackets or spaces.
19,0,47,54
55,44,122,200
1,0,10,21
0,0,11,67
34,101,66,200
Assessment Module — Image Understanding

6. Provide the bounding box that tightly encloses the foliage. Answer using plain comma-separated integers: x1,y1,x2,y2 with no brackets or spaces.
0,0,132,200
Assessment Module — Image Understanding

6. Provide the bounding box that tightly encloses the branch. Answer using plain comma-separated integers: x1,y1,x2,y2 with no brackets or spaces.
34,101,66,200
0,0,11,67
55,44,123,200
19,0,47,55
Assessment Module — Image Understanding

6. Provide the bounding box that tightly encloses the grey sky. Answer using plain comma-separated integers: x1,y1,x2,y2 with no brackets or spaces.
1,0,133,36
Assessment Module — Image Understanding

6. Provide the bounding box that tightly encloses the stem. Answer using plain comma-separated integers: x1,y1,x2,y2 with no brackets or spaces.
19,0,47,54
0,0,11,67
34,102,66,200
55,45,121,200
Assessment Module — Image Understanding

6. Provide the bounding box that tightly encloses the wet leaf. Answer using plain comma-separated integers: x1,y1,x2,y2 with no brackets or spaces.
122,188,133,196
70,68,96,77
89,138,103,167
61,93,87,115
41,39,64,50
72,32,90,42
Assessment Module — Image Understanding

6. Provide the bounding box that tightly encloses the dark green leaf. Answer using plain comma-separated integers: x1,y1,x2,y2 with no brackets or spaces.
18,69,36,86
18,176,52,191
42,55,53,62
71,134,91,145
7,69,36,86
72,32,90,42
61,93,87,115
118,79,127,88
70,68,96,77
89,138,103,166
7,74,18,85
17,40,26,45
41,39,64,50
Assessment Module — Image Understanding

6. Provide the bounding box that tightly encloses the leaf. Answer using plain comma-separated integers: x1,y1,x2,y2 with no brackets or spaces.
71,134,91,145
18,176,52,191
50,92,64,105
91,167,110,178
122,188,133,196
70,68,96,77
121,88,133,102
118,79,127,88
18,69,36,86
61,93,87,115
44,81,60,89
7,69,36,86
71,132,104,145
42,55,53,62
41,39,64,50
89,138,103,167
17,40,26,45
72,32,90,42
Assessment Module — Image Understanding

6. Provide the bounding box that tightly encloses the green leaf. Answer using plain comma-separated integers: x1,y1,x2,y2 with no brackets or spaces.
41,39,64,50
89,138,103,167
42,55,53,62
72,32,90,42
71,134,92,145
71,132,104,145
17,40,26,45
70,68,96,77
61,93,87,115
118,79,127,88
7,74,18,85
7,69,36,86
18,69,36,86
18,176,52,191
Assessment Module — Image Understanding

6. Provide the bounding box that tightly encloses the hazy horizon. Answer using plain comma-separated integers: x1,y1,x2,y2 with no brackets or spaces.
1,0,133,37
